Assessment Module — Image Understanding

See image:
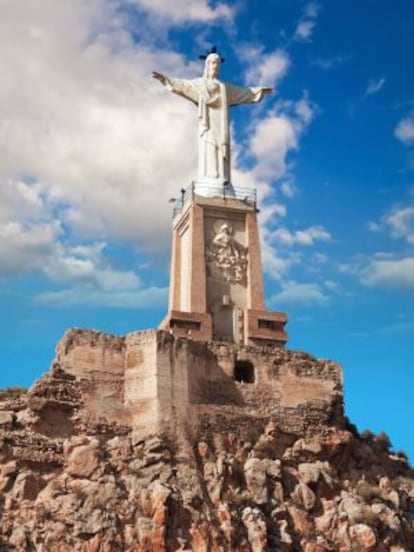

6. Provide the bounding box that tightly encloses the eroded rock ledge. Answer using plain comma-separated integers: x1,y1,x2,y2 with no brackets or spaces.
0,329,413,551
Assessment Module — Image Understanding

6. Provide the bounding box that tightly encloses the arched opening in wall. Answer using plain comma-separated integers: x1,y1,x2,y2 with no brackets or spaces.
234,360,255,384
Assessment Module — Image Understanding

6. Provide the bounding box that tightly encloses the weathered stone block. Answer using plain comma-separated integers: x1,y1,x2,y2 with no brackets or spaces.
0,411,14,429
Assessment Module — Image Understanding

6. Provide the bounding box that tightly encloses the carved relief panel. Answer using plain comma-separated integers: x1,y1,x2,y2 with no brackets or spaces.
206,220,248,284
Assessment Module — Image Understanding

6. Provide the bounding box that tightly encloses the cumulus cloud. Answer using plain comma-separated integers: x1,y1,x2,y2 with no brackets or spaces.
362,257,414,290
386,206,414,244
243,47,290,87
242,96,316,185
35,240,166,308
249,115,298,180
369,203,414,243
260,244,294,281
0,179,47,225
270,281,329,307
131,0,232,23
0,221,60,276
231,95,318,278
395,116,414,144
270,225,331,246
44,243,141,291
0,0,201,255
280,180,297,198
35,286,168,308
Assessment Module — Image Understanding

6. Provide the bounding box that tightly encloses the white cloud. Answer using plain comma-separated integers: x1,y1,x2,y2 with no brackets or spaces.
32,240,165,308
44,243,141,291
294,2,320,41
256,203,295,280
295,21,316,41
386,206,414,244
249,115,298,180
232,96,317,279
0,179,46,224
131,0,232,23
260,244,293,280
367,221,381,232
35,286,168,308
270,281,329,307
362,257,414,290
259,202,287,222
244,48,290,87
324,279,339,291
0,0,201,254
303,1,320,19
395,116,414,144
0,221,60,276
280,181,297,198
295,98,315,125
270,225,331,246
366,203,414,243
365,77,386,96
310,55,351,70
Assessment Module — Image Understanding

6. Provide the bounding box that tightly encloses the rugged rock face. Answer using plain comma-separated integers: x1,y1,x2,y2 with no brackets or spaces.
0,329,413,551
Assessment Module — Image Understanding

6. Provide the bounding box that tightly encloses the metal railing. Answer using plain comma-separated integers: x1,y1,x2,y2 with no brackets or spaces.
172,181,257,218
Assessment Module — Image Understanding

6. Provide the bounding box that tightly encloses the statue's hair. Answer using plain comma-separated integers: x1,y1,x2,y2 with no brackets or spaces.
203,53,221,79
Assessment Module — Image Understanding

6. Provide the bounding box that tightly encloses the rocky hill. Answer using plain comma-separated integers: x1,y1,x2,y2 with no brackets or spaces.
0,329,413,551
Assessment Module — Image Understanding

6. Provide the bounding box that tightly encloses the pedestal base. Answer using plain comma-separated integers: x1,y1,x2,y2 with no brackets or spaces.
160,308,287,347
245,309,288,347
160,310,213,341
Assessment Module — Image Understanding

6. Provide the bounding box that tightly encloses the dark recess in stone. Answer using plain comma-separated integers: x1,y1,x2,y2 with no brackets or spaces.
234,360,255,383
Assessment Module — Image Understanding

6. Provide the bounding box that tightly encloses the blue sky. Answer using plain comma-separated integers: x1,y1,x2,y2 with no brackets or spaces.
1,1,414,460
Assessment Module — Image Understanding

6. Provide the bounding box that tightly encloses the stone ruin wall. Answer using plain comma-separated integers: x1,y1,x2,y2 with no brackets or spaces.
53,328,344,439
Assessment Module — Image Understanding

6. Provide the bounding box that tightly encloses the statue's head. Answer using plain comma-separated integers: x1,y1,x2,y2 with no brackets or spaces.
204,53,221,79
219,223,232,235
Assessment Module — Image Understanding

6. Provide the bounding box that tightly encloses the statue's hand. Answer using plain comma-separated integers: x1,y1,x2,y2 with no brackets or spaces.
261,87,274,95
152,71,167,85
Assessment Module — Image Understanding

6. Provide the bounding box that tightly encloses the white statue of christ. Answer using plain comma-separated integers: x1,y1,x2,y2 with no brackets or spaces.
153,52,273,184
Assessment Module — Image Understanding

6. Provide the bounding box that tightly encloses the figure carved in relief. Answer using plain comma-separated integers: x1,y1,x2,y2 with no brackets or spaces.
153,48,273,183
207,223,247,283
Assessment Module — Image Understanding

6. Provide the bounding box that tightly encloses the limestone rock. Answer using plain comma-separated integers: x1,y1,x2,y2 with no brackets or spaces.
0,330,412,551
298,460,332,486
349,523,377,550
0,410,14,429
292,481,316,511
242,507,267,552
66,437,101,478
12,471,44,501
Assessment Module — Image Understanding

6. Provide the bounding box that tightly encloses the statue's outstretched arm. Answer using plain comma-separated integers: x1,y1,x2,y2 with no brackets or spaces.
152,71,199,105
152,71,172,87
227,83,274,106
260,87,274,96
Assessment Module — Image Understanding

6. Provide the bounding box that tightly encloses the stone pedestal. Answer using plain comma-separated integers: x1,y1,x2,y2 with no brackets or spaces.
160,183,287,346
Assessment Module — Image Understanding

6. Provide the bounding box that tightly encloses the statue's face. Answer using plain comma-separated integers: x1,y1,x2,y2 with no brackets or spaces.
207,55,220,78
